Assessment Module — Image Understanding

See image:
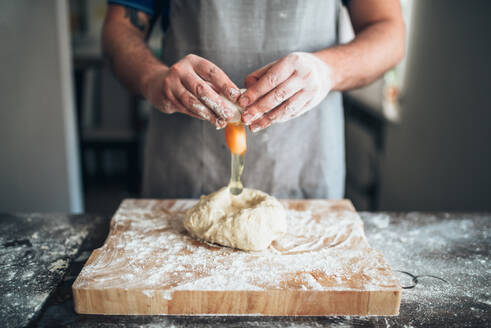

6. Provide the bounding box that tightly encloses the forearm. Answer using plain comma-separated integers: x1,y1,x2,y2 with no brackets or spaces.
315,20,405,92
314,0,405,92
102,6,167,96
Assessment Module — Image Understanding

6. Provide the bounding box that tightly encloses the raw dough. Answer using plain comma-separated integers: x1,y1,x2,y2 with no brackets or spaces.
184,187,287,251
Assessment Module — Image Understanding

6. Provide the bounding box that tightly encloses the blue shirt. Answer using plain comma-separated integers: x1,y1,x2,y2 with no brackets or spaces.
108,0,171,31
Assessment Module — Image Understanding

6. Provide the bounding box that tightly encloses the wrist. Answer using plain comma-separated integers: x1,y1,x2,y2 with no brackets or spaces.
139,64,168,98
312,50,341,91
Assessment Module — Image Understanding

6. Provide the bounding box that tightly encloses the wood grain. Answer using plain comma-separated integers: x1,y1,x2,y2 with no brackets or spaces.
73,199,401,316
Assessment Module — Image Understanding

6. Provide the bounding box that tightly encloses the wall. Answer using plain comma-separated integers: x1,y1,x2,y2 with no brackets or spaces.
380,0,491,211
0,0,83,212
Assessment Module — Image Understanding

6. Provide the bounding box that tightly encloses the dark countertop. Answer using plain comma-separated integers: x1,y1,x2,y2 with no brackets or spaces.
1,211,489,327
0,213,105,328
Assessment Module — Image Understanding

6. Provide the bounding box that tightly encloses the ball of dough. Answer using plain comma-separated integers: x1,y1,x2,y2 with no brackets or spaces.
184,187,287,251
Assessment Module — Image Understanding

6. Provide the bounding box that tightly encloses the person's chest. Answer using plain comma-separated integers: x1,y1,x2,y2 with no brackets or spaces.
166,0,340,53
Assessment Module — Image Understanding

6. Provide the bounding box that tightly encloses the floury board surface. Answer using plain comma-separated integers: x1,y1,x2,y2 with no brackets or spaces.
72,199,401,315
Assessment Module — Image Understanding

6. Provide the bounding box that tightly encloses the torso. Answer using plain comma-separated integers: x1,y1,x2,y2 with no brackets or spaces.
143,0,345,199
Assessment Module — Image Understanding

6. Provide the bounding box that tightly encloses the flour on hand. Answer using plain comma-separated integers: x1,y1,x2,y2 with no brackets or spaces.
184,187,287,251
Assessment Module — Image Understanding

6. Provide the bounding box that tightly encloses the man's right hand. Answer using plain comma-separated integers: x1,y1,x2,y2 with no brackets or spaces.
141,54,241,129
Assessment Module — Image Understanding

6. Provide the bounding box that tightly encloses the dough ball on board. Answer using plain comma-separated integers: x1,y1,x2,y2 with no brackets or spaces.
184,187,287,251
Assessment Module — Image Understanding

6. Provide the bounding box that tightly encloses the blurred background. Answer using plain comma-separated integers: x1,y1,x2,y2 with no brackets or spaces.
0,0,490,216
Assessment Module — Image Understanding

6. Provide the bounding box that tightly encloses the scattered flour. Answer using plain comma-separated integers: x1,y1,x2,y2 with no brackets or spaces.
74,199,400,303
371,214,390,229
361,211,490,326
142,290,154,297
49,259,68,272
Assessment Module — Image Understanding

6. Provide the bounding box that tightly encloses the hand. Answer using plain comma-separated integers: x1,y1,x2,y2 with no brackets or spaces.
238,52,332,132
141,54,241,129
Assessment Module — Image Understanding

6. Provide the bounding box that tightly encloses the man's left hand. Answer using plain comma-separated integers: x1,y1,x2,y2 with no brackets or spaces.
238,52,332,132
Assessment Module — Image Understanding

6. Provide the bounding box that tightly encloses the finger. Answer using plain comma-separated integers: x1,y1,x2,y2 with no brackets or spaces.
159,99,179,114
173,101,205,120
182,72,236,122
173,83,226,129
181,108,210,121
162,91,204,120
193,56,241,102
248,90,310,133
241,74,303,124
206,81,219,93
244,62,275,88
238,58,294,108
158,89,208,122
249,116,273,133
265,90,311,123
155,74,180,114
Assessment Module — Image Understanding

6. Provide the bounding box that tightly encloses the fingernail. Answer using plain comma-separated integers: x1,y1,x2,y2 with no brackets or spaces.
239,96,250,107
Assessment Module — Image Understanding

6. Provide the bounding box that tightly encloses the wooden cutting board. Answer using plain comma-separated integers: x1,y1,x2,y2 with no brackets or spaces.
73,199,401,316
